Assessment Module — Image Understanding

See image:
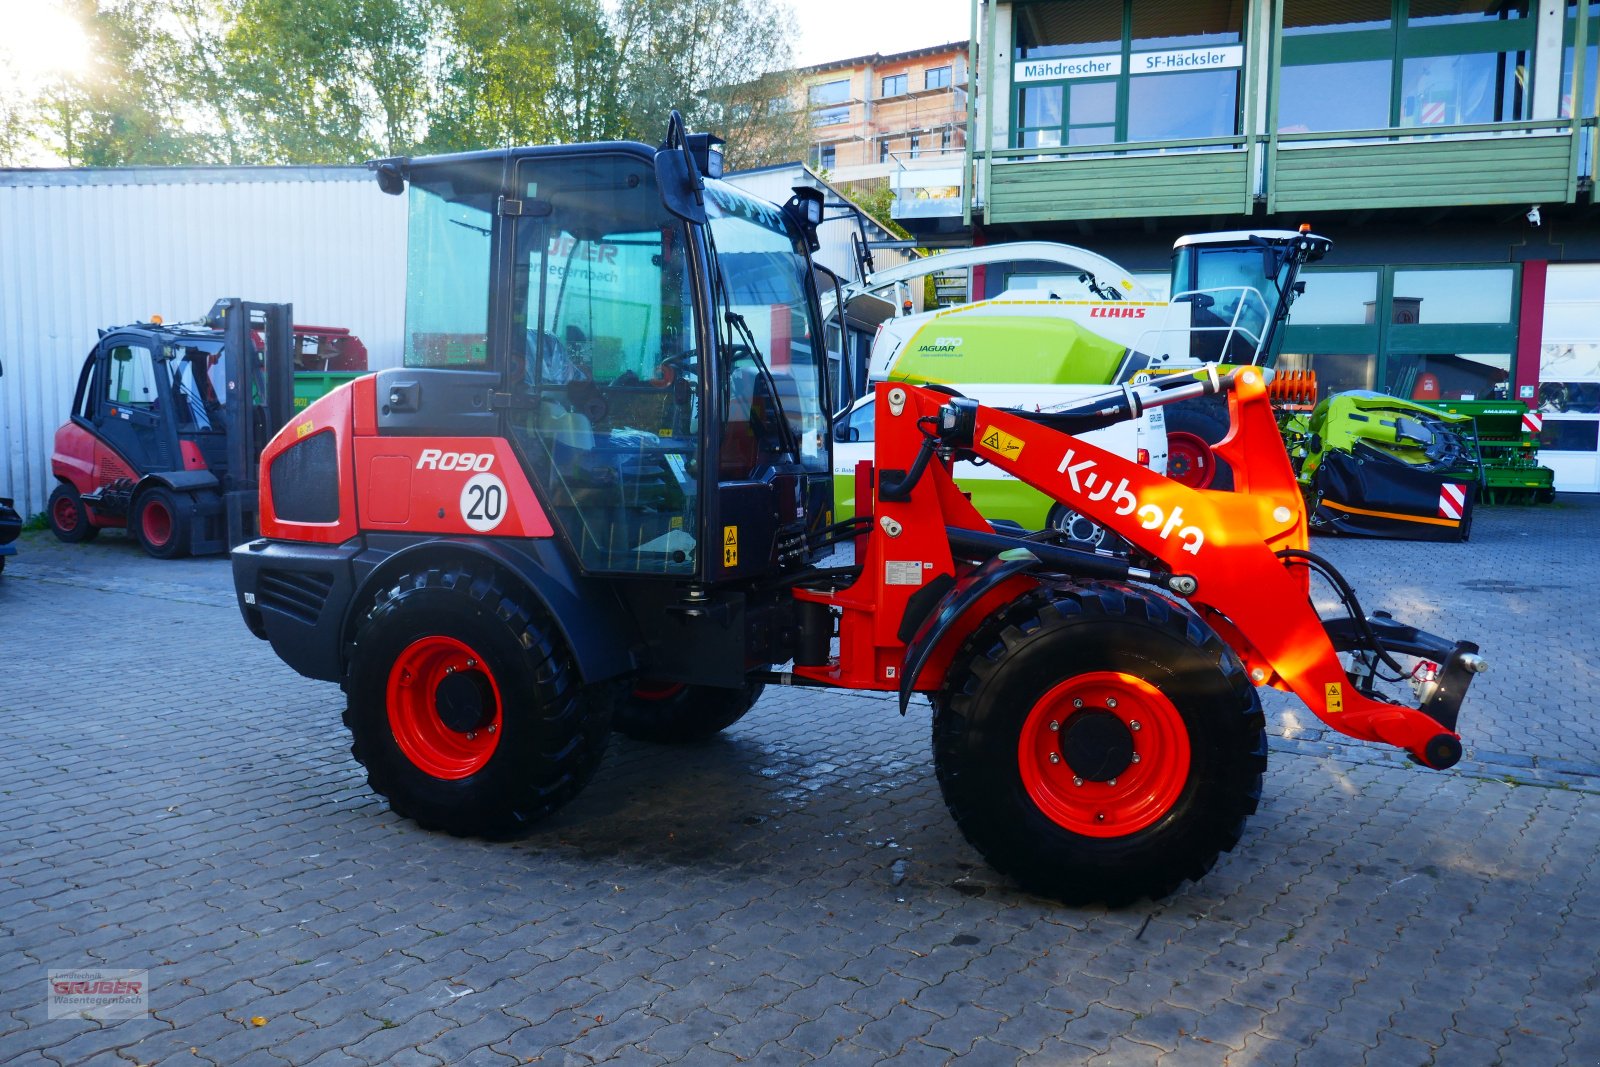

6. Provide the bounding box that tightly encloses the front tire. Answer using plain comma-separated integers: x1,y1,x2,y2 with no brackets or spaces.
133,486,190,558
614,677,765,743
344,565,611,838
933,583,1266,906
48,483,99,543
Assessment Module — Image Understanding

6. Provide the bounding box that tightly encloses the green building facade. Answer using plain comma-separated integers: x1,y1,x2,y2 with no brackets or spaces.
893,1,1600,491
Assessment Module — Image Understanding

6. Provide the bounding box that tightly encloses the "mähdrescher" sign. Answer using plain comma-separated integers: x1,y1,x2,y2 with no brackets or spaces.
1015,45,1241,83
1015,54,1123,82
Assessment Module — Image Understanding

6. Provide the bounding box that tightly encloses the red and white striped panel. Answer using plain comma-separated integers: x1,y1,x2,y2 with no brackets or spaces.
1420,101,1447,125
1438,483,1467,520
1522,411,1543,435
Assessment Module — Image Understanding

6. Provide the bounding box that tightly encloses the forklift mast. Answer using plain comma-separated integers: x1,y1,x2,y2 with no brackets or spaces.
216,298,294,547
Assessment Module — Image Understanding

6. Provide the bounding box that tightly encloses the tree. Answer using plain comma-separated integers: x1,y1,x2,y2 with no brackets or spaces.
601,0,804,165
223,0,435,162
424,0,616,153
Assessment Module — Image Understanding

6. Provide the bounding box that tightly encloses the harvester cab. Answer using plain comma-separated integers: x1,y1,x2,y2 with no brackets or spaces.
235,118,1484,905
48,300,294,556
1159,227,1331,369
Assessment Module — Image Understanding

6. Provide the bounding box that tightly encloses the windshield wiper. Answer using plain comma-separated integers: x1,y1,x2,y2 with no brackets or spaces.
724,307,801,462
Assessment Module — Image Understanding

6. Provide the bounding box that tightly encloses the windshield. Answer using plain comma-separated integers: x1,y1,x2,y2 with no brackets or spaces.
1172,244,1292,364
704,181,828,478
401,176,494,367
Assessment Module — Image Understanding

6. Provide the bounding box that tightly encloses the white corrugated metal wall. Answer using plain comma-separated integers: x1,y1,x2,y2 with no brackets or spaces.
0,167,407,517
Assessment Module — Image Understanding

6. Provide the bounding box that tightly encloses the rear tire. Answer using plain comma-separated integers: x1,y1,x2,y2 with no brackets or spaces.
133,486,190,558
614,677,766,743
1164,405,1234,491
344,565,611,838
933,583,1266,906
48,483,99,543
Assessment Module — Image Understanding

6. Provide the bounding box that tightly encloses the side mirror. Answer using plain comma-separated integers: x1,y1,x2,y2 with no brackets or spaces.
655,149,707,225
375,161,406,196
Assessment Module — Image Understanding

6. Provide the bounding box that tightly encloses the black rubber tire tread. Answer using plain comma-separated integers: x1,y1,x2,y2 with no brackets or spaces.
933,582,1266,906
613,678,766,744
1164,403,1235,491
48,483,99,543
343,564,611,839
132,486,190,559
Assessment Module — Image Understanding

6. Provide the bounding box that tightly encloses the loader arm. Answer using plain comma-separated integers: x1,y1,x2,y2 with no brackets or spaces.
802,369,1479,770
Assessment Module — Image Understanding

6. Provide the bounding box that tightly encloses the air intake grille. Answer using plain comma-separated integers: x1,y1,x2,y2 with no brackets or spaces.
258,568,335,625
270,430,340,524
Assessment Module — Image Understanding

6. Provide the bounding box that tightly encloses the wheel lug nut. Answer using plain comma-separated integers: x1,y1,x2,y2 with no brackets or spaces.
466,659,477,668
1105,697,1117,709
1049,752,1060,765
1108,777,1118,786
487,724,497,734
1072,698,1084,708
1131,753,1141,764
1049,720,1059,732
1130,720,1141,731
445,666,455,675
1096,812,1106,822
1072,776,1083,787
466,731,476,740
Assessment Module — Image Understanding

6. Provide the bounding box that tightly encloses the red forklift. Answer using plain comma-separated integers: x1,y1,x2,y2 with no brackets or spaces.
233,117,1485,904
48,300,295,557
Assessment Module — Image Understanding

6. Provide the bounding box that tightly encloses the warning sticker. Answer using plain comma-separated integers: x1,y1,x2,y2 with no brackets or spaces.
885,561,924,586
978,425,1025,460
295,419,315,438
723,525,738,567
1325,682,1344,713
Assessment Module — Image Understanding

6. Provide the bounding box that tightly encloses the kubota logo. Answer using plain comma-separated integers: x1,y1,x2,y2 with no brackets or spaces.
416,449,495,472
1089,306,1147,318
1057,448,1205,555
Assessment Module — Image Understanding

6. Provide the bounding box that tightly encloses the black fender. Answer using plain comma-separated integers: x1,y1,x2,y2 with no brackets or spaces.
898,552,1039,713
347,535,638,686
141,470,221,494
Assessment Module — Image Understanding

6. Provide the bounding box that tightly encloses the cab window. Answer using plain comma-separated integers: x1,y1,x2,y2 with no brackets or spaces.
105,344,158,408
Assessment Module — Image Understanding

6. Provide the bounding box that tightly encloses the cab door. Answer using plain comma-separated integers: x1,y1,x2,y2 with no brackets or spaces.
91,332,175,473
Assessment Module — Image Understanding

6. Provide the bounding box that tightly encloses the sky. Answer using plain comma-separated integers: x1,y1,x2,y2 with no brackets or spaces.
793,0,971,69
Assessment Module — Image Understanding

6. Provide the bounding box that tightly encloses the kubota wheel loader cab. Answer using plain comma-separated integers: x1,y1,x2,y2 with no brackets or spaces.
395,141,831,580
238,134,833,695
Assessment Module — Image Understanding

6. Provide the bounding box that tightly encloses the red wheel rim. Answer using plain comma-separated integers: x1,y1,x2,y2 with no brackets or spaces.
1166,431,1216,489
632,680,687,701
53,495,80,533
141,498,173,546
387,636,502,780
1017,671,1191,839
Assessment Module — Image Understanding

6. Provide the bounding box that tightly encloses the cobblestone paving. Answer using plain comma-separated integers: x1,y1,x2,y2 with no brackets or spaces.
1,498,1596,1065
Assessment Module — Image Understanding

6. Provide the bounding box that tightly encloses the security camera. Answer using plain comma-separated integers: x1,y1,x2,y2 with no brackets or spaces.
1527,205,1542,227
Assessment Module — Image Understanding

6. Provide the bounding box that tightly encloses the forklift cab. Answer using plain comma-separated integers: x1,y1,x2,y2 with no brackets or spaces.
77,327,230,478
386,138,833,584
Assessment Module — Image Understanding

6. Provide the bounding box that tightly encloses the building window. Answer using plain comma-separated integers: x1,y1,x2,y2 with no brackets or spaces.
1282,265,1519,405
909,134,921,159
812,105,850,127
1278,0,1533,133
818,144,836,171
879,138,891,163
809,79,850,106
926,65,952,90
1011,0,1244,149
941,127,953,151
1563,1,1598,119
882,73,908,97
